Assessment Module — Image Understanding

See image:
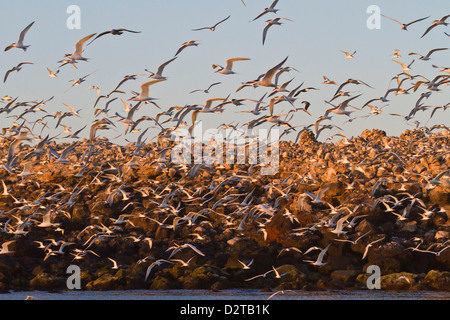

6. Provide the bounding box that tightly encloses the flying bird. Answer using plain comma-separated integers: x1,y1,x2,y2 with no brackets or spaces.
189,82,221,94
408,48,448,61
4,21,35,52
145,57,177,79
66,71,96,92
47,68,60,78
129,79,166,102
262,18,293,45
392,59,415,71
248,56,288,87
381,14,429,30
4,62,33,83
64,33,97,61
175,40,201,56
421,14,450,38
341,50,356,59
252,0,280,21
213,57,250,74
87,28,141,45
192,15,231,31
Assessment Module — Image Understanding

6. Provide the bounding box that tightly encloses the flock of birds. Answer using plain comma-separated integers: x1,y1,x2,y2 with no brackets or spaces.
0,1,449,290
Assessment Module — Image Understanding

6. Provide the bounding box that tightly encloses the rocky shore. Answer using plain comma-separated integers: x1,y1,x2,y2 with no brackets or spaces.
0,128,449,293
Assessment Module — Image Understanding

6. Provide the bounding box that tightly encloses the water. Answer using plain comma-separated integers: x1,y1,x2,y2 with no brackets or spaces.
2,289,449,300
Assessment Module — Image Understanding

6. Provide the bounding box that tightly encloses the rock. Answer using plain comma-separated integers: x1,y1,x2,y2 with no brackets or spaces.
149,275,172,290
331,270,358,282
182,266,216,289
435,230,449,240
400,221,417,233
424,270,450,291
168,167,177,178
29,272,66,290
265,212,292,243
428,187,449,207
381,272,421,290
72,204,89,221
436,246,450,269
86,273,121,291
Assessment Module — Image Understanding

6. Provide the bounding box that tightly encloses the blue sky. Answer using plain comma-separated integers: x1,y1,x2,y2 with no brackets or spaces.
1,0,449,144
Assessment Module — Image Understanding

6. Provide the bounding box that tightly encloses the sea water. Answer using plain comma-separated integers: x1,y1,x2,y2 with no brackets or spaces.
1,289,449,300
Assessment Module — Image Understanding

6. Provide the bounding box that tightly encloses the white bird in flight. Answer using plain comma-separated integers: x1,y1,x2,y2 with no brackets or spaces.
252,0,280,21
4,21,35,52
65,33,97,61
213,57,250,74
303,244,331,266
129,79,166,102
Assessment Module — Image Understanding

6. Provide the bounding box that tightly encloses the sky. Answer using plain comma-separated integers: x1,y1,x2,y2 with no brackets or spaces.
0,0,449,145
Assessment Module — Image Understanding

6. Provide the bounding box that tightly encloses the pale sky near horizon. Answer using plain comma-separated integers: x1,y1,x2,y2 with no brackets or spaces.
0,0,449,145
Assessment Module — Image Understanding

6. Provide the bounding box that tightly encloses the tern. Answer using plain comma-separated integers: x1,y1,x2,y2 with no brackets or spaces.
107,257,120,269
166,243,205,259
248,56,288,87
0,240,15,254
189,82,221,94
5,21,35,52
192,15,231,31
4,62,33,83
87,28,141,45
237,259,254,269
145,57,177,79
303,244,331,266
362,237,385,260
421,14,450,38
175,40,201,56
252,0,280,21
409,48,448,61
392,59,415,71
213,57,250,74
47,68,60,78
381,14,429,30
65,33,97,61
302,184,331,204
129,79,166,102
262,18,293,45
341,50,356,59
145,259,174,281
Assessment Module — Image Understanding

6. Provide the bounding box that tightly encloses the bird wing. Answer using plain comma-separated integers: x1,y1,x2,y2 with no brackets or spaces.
3,69,13,83
253,10,269,21
74,33,97,55
421,24,436,38
262,56,288,82
381,15,403,26
192,26,210,31
439,14,450,23
207,82,221,90
262,23,272,45
156,57,177,76
118,29,141,33
86,31,111,45
427,48,448,57
18,21,35,43
405,16,429,26
225,57,250,70
213,15,231,27
185,243,205,256
139,79,166,97
392,59,408,69
4,44,15,52
175,44,187,56
269,0,279,9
